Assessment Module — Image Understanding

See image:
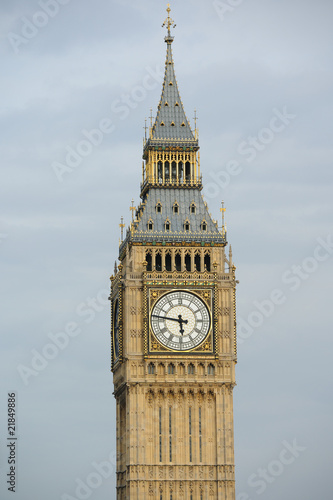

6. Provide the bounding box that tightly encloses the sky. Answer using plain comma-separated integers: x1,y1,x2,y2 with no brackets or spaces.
1,0,333,499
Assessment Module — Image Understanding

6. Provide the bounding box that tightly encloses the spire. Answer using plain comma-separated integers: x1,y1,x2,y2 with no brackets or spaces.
149,4,196,144
141,4,201,197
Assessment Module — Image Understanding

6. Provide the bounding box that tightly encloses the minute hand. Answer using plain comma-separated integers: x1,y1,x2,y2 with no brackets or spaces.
152,314,188,324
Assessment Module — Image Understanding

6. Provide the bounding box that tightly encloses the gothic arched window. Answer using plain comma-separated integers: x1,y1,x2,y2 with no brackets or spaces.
146,251,152,271
185,253,191,271
208,364,215,375
188,363,195,375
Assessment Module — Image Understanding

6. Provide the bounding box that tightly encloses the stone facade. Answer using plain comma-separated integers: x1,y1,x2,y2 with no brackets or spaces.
110,6,237,499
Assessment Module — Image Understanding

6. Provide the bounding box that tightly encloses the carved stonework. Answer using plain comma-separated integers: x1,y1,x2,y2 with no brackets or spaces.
112,46,237,489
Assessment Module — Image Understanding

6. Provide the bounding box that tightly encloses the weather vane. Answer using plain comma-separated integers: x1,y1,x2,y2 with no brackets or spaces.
162,3,176,37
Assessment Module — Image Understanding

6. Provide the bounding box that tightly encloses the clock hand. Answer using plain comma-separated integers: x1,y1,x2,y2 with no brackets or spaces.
152,314,188,336
178,314,188,335
152,314,181,323
152,314,189,327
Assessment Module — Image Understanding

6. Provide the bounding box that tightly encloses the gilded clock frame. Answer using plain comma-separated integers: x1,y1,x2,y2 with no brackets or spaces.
145,283,217,356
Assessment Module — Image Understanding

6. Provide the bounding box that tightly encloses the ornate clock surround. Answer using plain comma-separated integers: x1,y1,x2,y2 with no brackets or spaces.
143,270,219,357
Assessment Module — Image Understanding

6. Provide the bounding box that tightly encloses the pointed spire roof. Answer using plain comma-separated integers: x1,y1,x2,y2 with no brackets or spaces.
152,41,195,141
143,4,198,153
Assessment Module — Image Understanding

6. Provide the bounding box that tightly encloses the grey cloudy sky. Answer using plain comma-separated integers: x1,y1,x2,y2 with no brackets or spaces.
1,0,332,499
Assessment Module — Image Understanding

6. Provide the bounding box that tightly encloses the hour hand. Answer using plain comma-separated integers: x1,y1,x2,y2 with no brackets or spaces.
177,314,188,335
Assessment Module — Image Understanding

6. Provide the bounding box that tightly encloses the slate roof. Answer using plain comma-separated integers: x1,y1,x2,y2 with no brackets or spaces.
150,40,195,142
119,188,226,254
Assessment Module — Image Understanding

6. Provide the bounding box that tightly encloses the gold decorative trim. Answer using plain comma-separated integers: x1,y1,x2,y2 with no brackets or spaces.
147,287,215,355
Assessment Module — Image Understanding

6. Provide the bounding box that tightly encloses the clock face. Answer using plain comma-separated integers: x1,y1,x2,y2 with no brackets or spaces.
113,299,119,359
150,290,211,351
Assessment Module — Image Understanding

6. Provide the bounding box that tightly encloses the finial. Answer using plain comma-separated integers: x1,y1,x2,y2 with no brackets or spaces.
130,199,136,221
144,118,147,140
162,3,176,41
193,109,198,140
119,216,125,243
220,201,226,235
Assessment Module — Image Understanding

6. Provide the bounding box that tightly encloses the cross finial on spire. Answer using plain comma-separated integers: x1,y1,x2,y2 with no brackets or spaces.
162,3,176,42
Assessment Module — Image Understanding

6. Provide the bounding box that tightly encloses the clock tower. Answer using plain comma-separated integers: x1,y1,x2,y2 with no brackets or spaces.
110,6,237,499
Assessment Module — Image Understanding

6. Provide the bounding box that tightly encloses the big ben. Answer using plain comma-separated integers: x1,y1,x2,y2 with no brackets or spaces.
110,5,237,499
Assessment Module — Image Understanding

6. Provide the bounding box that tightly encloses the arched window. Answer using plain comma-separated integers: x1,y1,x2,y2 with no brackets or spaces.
165,161,170,181
208,364,215,375
204,253,211,272
168,364,175,374
185,253,191,271
178,162,183,183
175,252,181,271
165,252,172,271
156,202,162,213
185,162,191,181
172,161,177,180
190,203,196,214
195,253,201,272
184,220,190,232
173,202,179,214
158,161,163,182
146,252,152,271
148,363,155,374
201,220,207,231
147,219,154,231
165,219,171,231
188,363,195,375
155,252,162,271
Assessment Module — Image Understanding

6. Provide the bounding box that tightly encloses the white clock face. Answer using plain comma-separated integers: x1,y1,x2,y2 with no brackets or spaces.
150,290,211,351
